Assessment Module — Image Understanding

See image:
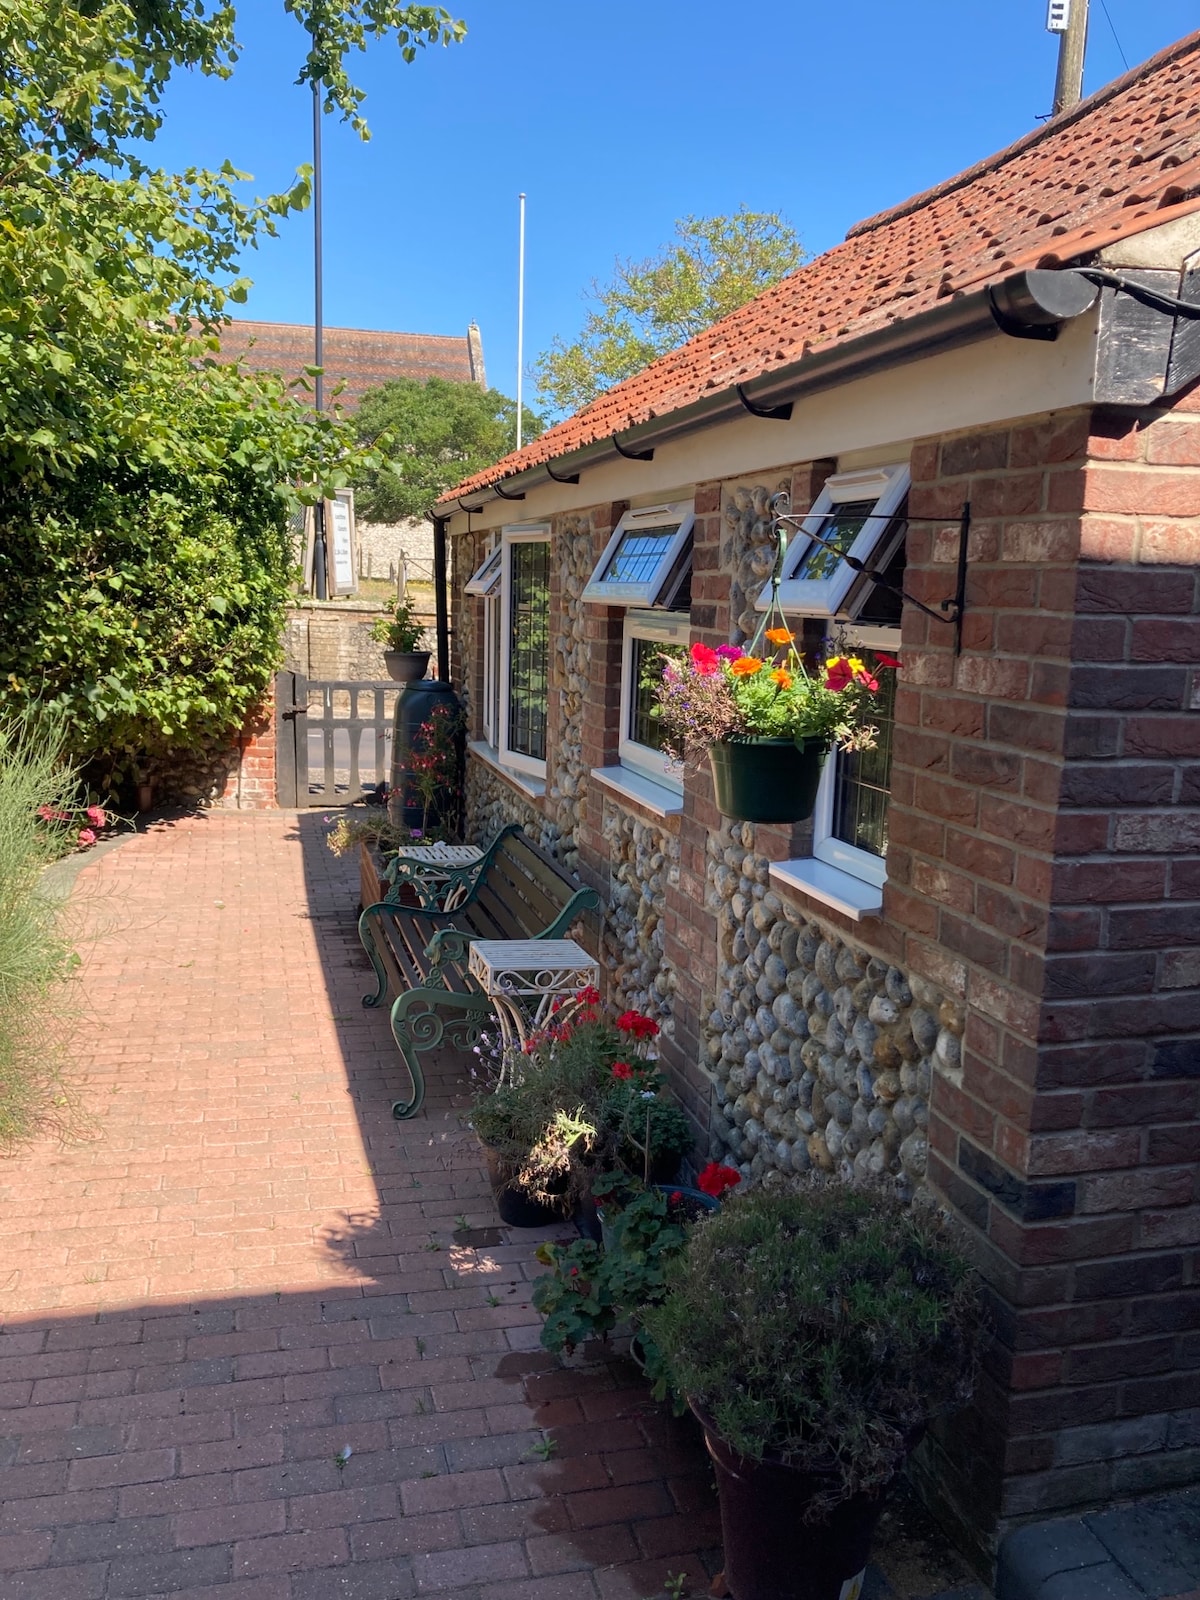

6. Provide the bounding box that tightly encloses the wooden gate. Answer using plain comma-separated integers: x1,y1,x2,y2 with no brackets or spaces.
275,671,401,807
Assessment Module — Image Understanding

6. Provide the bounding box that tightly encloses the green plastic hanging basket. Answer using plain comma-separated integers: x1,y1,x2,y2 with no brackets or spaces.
708,737,826,825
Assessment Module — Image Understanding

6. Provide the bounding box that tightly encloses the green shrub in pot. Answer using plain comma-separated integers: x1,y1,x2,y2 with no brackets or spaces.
642,1180,981,1600
646,1180,980,1501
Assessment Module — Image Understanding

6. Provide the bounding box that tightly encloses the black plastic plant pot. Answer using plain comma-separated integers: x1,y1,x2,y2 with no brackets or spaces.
479,1139,568,1229
708,737,825,825
694,1407,891,1600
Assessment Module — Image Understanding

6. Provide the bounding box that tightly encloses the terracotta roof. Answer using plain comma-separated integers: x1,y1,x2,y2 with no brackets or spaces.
216,320,485,409
442,30,1200,502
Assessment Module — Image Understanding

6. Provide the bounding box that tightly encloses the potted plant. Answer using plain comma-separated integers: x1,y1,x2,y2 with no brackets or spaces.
369,596,430,681
649,631,886,825
642,1181,981,1600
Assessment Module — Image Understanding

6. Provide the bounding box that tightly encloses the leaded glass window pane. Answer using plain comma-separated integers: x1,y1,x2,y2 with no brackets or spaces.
507,540,549,761
831,657,897,858
604,524,678,585
795,499,876,583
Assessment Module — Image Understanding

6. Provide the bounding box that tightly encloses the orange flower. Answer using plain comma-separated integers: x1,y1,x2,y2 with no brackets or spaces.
729,656,763,677
770,668,793,690
764,627,794,647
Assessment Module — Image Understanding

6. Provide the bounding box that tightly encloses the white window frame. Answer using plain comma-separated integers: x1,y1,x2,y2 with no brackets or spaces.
759,466,910,618
465,541,502,597
618,610,688,791
498,522,551,778
811,623,902,890
582,502,694,607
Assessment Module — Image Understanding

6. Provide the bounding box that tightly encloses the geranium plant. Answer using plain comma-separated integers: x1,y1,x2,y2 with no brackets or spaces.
649,628,887,765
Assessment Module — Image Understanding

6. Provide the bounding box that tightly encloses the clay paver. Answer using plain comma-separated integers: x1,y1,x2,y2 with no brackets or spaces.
0,813,722,1599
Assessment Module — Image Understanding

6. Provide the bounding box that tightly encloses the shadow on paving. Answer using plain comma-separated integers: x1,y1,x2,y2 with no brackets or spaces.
0,808,987,1600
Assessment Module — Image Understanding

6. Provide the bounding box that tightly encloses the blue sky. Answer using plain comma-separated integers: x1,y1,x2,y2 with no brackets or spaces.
154,2,1200,413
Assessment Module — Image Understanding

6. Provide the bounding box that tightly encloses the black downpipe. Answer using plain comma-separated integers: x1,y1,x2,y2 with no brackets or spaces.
432,514,451,683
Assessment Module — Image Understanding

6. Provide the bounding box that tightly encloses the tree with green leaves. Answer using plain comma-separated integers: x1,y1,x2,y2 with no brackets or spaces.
0,1,465,790
534,208,805,416
352,379,543,522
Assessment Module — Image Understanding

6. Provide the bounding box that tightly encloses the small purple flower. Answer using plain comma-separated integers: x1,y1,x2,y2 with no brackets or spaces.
410,828,423,839
715,644,741,662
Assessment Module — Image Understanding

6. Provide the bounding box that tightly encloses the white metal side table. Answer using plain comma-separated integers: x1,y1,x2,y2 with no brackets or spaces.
467,938,601,1057
386,841,485,911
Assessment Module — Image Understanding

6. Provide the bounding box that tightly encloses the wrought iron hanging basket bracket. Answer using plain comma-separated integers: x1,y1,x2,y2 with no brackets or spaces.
767,493,970,656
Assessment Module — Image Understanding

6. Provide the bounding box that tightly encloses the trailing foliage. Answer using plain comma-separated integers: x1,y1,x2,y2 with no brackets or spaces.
351,377,544,522
642,1182,981,1514
535,208,805,414
0,712,82,1147
0,1,463,784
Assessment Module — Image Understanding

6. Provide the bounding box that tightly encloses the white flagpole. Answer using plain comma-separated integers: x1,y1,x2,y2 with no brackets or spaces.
516,192,526,451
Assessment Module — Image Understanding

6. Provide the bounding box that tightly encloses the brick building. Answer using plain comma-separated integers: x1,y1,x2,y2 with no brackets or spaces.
432,36,1200,1562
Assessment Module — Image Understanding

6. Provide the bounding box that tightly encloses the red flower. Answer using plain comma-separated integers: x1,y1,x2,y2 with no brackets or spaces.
689,642,720,677
615,1011,659,1040
569,1267,579,1277
697,1162,742,1199
669,1191,683,1205
611,1061,634,1080
875,652,902,669
576,985,602,1007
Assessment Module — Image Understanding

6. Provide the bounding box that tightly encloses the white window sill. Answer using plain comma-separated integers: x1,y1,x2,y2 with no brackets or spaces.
468,741,546,800
591,766,683,818
769,858,883,921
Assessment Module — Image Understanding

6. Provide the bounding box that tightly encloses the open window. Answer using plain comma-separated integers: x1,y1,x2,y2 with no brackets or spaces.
583,502,694,607
758,466,909,619
464,542,502,597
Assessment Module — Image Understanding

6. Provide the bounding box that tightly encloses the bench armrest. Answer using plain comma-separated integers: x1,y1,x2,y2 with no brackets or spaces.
423,926,476,969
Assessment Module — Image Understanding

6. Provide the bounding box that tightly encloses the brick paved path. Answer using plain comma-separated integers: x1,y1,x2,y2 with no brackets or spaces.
0,813,722,1600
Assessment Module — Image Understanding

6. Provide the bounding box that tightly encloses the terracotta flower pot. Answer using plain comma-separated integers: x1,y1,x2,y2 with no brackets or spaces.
708,737,825,825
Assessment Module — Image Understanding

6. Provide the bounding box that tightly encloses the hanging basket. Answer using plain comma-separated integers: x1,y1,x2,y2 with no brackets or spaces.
709,737,825,825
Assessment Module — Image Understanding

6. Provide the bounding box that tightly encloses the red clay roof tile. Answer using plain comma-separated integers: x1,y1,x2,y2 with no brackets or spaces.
214,320,482,409
443,31,1200,503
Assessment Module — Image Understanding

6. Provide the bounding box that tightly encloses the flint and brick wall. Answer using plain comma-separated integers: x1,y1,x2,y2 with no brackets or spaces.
447,397,1200,1551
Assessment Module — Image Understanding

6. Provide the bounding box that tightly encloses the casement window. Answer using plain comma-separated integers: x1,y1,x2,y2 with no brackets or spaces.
765,467,909,917
582,502,694,607
472,524,550,776
618,610,688,790
757,466,909,619
810,629,901,892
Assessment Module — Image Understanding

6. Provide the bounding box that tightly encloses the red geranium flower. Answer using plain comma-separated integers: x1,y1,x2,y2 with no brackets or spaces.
615,1011,659,1040
611,1061,634,1080
689,642,720,677
696,1162,742,1199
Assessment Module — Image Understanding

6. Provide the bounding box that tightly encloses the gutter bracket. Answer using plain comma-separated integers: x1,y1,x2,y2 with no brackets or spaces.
735,383,793,421
492,482,526,501
613,436,655,461
545,463,581,485
456,498,487,516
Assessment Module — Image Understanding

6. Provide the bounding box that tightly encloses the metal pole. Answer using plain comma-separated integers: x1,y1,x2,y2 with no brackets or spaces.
1052,0,1089,115
516,192,526,452
432,516,451,683
311,75,328,599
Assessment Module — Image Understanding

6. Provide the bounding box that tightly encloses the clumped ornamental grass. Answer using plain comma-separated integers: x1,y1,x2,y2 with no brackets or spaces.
0,714,80,1146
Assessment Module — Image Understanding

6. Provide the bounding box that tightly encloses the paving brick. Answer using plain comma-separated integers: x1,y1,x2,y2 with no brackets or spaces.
172,1496,286,1547
290,1556,416,1599
2,1564,108,1599
232,1526,350,1574
401,1466,508,1515
412,1539,528,1590
106,1545,230,1597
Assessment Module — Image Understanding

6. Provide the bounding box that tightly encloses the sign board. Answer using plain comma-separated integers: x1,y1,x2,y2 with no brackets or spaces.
324,489,358,596
1046,0,1070,31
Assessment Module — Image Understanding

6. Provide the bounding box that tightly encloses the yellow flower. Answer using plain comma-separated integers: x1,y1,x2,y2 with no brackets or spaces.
730,656,764,677
764,627,794,647
770,668,793,690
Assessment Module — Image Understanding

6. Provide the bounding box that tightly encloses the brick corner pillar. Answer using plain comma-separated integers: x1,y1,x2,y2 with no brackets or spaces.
214,688,278,811
902,404,1200,1556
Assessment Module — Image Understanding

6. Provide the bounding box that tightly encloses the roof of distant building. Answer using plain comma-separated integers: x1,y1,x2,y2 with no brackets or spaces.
216,320,485,408
442,30,1200,502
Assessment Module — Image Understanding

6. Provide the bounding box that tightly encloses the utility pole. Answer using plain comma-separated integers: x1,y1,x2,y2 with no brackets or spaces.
1049,0,1089,116
311,73,329,599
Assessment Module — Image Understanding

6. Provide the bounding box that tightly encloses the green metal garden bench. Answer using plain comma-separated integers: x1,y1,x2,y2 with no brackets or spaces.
358,823,600,1119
